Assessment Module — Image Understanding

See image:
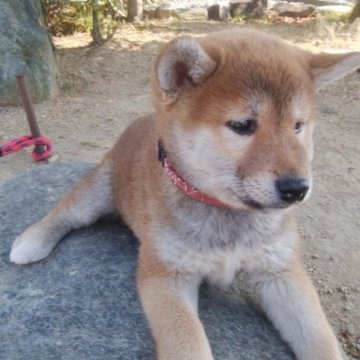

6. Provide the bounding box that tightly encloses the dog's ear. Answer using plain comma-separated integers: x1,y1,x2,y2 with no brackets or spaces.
308,52,360,90
155,36,218,104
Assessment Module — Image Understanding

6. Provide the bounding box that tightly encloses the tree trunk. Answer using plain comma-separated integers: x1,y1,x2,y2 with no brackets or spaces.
0,0,56,105
350,0,360,22
127,0,143,22
91,0,105,45
118,0,124,12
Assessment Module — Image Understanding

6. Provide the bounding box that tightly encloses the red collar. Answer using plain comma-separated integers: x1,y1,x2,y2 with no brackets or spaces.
157,140,230,209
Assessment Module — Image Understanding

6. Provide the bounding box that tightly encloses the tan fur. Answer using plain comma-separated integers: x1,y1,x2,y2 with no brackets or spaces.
10,29,360,360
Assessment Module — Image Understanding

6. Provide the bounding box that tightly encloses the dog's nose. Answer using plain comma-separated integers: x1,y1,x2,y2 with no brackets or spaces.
276,177,309,203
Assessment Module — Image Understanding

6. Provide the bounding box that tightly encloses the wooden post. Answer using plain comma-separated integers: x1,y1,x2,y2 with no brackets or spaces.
16,73,45,154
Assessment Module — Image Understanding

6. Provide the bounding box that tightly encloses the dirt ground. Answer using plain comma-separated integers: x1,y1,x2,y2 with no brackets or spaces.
0,19,359,358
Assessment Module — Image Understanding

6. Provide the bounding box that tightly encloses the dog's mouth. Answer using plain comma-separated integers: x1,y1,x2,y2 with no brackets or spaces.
243,199,295,210
230,189,304,211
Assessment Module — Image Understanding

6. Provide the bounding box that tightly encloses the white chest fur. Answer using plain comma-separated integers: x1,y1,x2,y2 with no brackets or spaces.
154,205,297,285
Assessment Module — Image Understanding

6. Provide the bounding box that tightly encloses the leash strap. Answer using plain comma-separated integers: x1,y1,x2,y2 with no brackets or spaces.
0,135,52,161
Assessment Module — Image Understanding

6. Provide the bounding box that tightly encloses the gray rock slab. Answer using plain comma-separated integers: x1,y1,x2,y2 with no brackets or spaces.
0,161,295,360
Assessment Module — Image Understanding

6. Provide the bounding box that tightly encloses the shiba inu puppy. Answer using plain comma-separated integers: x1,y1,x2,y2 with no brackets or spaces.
10,29,360,360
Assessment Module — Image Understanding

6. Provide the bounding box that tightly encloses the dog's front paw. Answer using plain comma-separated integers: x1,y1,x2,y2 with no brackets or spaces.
10,226,55,265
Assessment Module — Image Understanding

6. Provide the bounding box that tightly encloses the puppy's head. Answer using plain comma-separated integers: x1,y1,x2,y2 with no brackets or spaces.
152,30,360,210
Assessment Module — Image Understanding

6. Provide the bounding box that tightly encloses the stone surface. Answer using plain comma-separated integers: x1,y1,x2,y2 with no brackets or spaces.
178,7,209,20
0,162,295,360
0,0,57,105
155,3,175,20
143,6,157,20
230,0,268,18
271,1,316,17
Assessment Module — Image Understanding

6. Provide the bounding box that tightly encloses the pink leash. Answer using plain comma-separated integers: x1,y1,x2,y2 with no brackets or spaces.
0,74,53,161
0,135,52,161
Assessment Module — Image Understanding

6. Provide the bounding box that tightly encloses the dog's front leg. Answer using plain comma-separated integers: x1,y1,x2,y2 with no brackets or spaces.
249,255,345,360
137,244,213,360
10,160,114,265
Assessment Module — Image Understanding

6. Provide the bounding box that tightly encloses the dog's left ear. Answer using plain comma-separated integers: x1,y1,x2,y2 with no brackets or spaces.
155,36,218,104
308,51,360,90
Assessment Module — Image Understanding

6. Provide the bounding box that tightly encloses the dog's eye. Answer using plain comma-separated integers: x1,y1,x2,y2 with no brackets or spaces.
294,121,305,134
226,119,258,135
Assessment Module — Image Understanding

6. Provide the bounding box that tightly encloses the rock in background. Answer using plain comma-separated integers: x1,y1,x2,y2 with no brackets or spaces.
230,0,268,18
155,3,176,19
0,0,57,105
271,1,316,17
144,0,353,21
